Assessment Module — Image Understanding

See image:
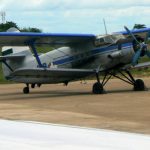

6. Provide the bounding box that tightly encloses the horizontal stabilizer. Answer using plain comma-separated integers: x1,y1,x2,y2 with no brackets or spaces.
0,54,25,61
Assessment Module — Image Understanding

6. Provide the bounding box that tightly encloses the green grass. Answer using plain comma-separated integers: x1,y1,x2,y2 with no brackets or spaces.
0,65,10,83
35,45,56,53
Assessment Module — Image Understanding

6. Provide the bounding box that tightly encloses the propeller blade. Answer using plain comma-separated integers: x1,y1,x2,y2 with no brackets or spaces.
124,26,140,44
132,50,142,66
124,26,150,65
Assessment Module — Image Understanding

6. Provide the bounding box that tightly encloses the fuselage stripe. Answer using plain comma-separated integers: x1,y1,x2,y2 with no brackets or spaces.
53,42,133,65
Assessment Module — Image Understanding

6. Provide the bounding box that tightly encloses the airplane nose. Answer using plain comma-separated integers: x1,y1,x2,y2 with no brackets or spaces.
124,26,150,66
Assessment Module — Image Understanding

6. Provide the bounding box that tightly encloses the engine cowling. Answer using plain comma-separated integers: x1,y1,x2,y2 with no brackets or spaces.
108,45,135,64
108,51,122,59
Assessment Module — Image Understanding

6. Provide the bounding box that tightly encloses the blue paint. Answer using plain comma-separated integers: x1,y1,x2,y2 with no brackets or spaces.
116,28,150,35
53,43,133,65
0,32,95,37
0,32,95,46
1,27,149,38
54,56,74,65
92,45,117,55
42,63,47,68
30,44,43,68
0,27,150,37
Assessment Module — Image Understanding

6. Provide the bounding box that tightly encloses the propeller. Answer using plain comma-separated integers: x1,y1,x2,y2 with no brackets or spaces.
124,26,150,66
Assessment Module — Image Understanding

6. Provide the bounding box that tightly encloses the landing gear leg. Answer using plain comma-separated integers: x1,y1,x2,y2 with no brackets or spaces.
111,70,145,91
92,69,146,94
92,72,104,94
23,84,30,94
125,70,145,91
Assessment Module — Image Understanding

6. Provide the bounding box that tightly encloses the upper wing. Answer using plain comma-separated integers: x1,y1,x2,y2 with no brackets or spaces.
0,32,95,46
0,27,149,47
117,27,150,41
95,28,150,47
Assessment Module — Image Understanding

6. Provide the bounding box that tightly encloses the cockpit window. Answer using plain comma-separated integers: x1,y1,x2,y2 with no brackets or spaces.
94,33,125,47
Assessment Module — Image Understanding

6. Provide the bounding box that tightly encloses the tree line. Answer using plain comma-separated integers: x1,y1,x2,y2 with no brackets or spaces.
0,21,147,33
0,21,42,32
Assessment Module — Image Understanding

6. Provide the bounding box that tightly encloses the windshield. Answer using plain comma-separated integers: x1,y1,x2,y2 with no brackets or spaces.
95,33,125,47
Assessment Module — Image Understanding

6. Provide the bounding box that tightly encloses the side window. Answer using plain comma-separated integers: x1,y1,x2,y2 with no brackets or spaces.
94,38,105,47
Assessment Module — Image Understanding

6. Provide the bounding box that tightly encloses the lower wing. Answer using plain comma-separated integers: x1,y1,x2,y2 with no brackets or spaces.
12,68,96,79
123,62,150,70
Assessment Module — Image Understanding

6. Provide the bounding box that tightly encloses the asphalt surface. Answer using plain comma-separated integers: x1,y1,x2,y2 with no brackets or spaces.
0,78,150,134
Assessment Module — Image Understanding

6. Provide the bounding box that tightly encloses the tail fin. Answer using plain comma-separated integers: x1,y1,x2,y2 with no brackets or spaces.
1,28,32,79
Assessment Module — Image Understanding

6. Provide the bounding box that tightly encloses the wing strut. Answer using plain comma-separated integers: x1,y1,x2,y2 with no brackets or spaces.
30,43,43,68
2,60,13,72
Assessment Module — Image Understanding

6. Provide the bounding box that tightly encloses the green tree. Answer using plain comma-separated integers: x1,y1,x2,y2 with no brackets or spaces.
21,27,42,33
0,21,42,32
133,24,146,30
0,21,19,32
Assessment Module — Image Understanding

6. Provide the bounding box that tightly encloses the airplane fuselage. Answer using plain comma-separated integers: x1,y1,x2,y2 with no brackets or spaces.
3,41,135,84
1,26,150,94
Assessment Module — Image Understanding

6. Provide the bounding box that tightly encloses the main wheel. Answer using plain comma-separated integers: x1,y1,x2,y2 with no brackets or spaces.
23,87,29,94
134,79,145,91
92,82,104,94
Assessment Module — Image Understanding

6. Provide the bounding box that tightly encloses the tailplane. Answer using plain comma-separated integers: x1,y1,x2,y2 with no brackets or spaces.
1,28,32,79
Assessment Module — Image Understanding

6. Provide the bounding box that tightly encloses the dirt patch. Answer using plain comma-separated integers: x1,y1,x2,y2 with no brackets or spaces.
0,78,150,134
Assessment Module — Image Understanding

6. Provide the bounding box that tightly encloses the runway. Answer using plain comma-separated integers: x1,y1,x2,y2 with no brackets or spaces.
0,78,150,134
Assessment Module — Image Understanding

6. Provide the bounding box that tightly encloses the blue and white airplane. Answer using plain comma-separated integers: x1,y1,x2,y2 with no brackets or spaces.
0,26,150,94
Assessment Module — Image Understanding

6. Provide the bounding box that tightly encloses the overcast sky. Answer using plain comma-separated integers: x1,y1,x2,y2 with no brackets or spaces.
0,0,150,34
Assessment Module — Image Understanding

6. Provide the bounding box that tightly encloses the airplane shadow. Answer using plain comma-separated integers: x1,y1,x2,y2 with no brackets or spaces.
0,87,149,101
106,86,150,94
106,89,148,94
0,90,92,101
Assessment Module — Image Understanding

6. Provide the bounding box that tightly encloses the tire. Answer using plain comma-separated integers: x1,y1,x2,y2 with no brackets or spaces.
23,87,29,94
134,79,145,91
31,84,35,88
92,82,104,94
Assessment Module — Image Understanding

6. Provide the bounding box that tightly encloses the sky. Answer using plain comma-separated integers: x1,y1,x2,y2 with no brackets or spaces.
0,0,150,34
